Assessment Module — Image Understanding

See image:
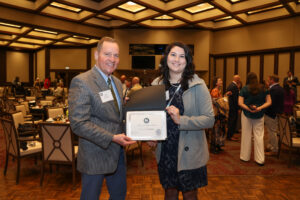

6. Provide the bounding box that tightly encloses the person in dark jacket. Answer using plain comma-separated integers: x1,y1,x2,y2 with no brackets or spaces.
265,75,284,156
226,75,241,141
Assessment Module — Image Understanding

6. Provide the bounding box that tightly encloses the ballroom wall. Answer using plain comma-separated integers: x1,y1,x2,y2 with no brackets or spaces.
211,16,300,90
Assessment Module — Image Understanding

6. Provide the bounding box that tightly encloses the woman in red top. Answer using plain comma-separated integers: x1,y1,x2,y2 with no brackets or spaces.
44,77,51,89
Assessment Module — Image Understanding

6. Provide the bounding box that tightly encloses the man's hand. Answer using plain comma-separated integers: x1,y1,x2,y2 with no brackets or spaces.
112,134,136,146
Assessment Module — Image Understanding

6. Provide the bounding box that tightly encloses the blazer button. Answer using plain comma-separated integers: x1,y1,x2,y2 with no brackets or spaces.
184,146,189,151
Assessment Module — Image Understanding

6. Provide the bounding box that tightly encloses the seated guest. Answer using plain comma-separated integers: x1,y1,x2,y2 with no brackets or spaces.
54,83,64,99
33,77,41,90
127,76,142,97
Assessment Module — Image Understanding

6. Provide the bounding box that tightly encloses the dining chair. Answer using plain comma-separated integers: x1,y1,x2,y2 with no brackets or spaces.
0,116,42,184
39,122,78,188
15,104,32,119
39,100,53,107
25,96,36,101
277,114,300,167
47,107,64,119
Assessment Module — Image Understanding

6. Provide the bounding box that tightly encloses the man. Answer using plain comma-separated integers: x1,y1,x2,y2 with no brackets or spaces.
265,75,284,156
283,71,299,101
120,74,127,91
226,75,241,141
127,76,143,97
69,37,135,200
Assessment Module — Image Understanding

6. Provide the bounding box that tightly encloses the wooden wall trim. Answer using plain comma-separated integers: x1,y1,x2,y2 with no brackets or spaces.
0,49,6,84
29,53,33,86
260,55,264,83
274,52,278,75
45,48,50,78
247,55,250,74
234,56,238,75
87,48,91,70
223,58,227,94
213,57,216,76
290,50,295,74
211,45,300,58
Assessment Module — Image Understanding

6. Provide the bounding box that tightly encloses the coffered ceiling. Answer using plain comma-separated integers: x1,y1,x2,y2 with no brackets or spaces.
0,0,299,50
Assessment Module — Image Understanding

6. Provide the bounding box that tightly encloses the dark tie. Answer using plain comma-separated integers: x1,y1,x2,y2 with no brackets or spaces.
107,78,120,113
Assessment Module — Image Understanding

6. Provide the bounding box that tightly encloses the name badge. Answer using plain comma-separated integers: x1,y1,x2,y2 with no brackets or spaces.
165,90,169,101
99,90,114,103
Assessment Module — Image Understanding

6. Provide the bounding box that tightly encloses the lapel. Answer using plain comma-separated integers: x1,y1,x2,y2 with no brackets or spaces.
91,67,123,120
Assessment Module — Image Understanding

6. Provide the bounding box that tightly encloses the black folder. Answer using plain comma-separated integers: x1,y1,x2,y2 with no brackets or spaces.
124,85,166,113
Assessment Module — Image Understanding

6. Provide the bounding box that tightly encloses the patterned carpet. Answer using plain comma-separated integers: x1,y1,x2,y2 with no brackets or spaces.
1,123,300,176
126,137,300,176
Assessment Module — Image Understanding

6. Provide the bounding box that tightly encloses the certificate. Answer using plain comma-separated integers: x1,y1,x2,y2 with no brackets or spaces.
126,111,167,141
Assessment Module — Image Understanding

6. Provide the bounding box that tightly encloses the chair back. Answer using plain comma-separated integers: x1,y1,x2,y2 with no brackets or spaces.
11,112,25,131
48,108,64,119
39,122,75,163
0,117,20,157
277,114,292,146
21,101,30,113
26,96,36,101
15,105,27,117
40,100,53,106
45,96,56,101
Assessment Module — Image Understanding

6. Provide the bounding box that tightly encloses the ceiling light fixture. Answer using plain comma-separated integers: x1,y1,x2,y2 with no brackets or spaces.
73,35,90,40
34,28,58,35
185,3,214,14
0,22,21,28
247,5,282,15
50,2,81,12
127,1,136,6
118,1,146,13
214,16,232,22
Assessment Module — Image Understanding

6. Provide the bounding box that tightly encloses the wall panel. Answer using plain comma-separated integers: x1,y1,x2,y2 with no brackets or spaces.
6,51,29,82
250,55,260,77
226,57,235,88
50,49,87,70
295,52,300,83
238,56,247,85
263,54,274,83
215,58,224,86
37,49,45,80
278,52,290,86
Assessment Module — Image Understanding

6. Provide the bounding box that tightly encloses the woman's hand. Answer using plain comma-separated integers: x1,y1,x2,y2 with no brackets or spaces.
166,105,180,124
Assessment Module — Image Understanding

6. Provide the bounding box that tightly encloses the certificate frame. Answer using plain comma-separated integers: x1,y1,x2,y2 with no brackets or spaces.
126,111,167,141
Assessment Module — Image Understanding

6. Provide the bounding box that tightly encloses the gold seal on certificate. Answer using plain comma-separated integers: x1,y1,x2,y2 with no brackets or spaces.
126,111,167,140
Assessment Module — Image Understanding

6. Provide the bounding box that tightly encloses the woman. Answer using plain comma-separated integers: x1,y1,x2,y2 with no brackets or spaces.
210,77,231,153
149,42,215,200
238,72,271,166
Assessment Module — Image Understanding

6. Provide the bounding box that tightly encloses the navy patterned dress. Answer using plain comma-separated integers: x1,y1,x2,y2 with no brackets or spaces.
158,83,208,192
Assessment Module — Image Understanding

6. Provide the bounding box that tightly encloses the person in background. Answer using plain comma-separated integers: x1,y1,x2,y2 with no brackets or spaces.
43,77,51,89
123,79,131,99
127,76,143,97
53,82,64,100
226,75,241,141
120,74,127,91
149,42,214,200
265,75,284,156
210,77,231,153
33,77,41,91
68,37,135,200
283,84,296,115
12,76,25,96
238,72,271,166
283,71,299,101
